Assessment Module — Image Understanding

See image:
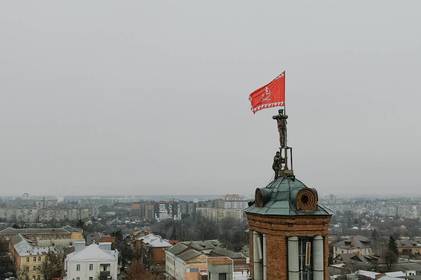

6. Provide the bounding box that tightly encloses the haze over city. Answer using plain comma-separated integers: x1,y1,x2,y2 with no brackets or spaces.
0,1,420,196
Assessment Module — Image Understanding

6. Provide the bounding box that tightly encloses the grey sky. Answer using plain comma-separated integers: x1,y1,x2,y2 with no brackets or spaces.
0,1,420,196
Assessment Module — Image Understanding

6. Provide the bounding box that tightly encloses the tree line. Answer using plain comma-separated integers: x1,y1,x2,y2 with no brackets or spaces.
151,215,248,251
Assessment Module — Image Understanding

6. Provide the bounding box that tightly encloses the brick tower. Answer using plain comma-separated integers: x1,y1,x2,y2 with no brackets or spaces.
245,109,332,280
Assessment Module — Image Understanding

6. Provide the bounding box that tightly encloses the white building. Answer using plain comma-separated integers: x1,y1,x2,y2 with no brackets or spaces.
197,194,248,222
218,194,249,209
196,207,245,222
64,242,118,280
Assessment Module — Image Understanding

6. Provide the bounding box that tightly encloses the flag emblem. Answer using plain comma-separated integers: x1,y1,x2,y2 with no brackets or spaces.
249,72,286,113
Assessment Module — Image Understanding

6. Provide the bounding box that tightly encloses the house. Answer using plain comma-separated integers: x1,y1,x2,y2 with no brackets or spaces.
64,242,118,280
11,234,53,280
396,239,421,256
135,233,172,272
333,236,373,258
165,240,248,280
4,227,84,280
333,253,379,271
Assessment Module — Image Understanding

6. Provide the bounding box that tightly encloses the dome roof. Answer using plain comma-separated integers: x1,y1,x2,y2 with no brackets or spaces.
245,176,332,216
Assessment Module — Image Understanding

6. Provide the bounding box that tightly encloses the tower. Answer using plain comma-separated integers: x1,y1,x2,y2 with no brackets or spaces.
245,109,332,280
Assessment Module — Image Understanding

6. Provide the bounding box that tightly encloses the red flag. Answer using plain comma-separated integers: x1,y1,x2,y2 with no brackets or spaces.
249,72,285,113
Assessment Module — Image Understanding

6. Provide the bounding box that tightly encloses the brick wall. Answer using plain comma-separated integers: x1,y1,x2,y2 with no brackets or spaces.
247,213,331,280
266,234,287,279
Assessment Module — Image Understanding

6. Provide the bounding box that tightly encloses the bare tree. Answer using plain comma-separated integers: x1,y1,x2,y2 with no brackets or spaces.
41,251,64,280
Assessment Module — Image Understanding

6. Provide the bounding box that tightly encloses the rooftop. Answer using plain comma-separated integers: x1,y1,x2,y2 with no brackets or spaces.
177,249,202,261
66,243,118,262
13,234,52,256
208,256,233,265
245,176,332,216
0,226,80,237
335,235,371,249
166,240,245,261
137,233,172,248
167,243,189,255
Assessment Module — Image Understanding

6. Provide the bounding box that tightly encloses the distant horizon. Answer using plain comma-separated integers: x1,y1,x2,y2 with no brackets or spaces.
2,190,421,200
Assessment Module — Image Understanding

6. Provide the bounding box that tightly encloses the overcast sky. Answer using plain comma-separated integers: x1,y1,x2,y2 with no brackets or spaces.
0,1,420,196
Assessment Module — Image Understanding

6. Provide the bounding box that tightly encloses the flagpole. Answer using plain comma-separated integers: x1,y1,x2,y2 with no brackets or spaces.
272,70,293,178
249,70,289,179
283,70,287,154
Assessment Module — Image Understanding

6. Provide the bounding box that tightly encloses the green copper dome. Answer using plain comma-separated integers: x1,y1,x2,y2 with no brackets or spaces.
244,176,333,216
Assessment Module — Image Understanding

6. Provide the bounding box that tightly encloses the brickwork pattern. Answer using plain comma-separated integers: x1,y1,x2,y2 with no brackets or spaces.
246,213,331,280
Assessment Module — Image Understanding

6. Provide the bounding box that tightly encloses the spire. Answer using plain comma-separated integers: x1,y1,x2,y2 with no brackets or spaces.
272,109,294,179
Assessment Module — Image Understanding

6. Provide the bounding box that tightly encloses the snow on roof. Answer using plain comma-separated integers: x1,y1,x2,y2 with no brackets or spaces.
138,233,172,248
355,270,406,280
67,244,118,262
378,276,402,280
356,270,380,279
330,263,346,268
14,234,51,256
385,271,406,278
